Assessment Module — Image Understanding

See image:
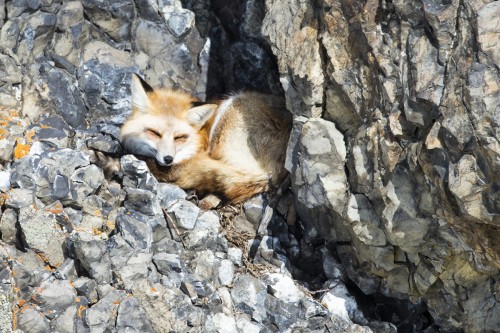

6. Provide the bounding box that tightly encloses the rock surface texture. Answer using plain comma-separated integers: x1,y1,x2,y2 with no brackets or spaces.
0,0,498,332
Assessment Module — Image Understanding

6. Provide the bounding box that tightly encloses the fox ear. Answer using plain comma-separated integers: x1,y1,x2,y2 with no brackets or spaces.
186,104,217,129
131,74,153,112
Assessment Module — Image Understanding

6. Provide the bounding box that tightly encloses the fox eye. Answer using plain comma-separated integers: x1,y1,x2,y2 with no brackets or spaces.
146,129,161,137
174,134,189,142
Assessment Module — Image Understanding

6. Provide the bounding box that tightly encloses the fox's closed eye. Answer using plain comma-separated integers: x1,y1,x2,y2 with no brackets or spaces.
175,134,189,142
146,129,161,137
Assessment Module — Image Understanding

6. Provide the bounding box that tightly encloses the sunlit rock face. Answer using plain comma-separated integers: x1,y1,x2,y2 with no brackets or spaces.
0,0,499,332
263,0,500,331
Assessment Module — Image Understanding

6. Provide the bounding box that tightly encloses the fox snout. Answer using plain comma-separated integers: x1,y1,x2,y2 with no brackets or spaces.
122,135,174,166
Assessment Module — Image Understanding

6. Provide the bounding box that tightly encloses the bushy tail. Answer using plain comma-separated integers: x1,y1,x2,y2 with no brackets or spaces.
148,154,270,204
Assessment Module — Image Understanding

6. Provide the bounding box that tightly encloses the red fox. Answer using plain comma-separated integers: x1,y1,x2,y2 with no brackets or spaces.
117,74,292,203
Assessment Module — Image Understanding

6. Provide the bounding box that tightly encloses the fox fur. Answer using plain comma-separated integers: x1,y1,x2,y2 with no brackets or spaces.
117,74,292,203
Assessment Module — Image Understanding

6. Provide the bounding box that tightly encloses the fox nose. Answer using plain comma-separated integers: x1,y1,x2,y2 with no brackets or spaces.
163,155,173,165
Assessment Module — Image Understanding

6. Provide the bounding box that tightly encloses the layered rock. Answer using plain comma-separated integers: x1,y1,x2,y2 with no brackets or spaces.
263,0,500,331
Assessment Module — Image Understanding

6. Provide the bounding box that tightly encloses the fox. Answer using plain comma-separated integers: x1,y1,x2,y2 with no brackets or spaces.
115,74,292,203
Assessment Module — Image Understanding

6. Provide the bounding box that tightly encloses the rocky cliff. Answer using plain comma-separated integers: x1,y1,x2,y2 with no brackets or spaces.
0,0,498,332
262,0,500,331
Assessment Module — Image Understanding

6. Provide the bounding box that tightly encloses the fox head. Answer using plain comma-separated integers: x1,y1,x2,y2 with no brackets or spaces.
120,74,217,166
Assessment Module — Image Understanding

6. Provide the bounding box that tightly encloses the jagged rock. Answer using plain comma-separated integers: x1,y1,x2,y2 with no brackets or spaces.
217,259,234,286
34,279,77,314
183,217,224,251
204,312,238,333
73,277,99,305
115,297,154,332
124,187,162,216
18,202,67,267
345,194,387,246
54,259,77,280
132,18,208,99
262,0,323,117
0,283,14,333
231,275,267,322
51,305,78,333
0,209,17,245
74,232,112,285
114,208,154,251
85,289,126,332
166,199,200,230
156,182,187,207
162,1,196,38
0,0,498,331
321,248,346,281
16,308,50,333
264,272,304,303
477,2,500,66
85,133,122,154
265,294,301,330
153,253,183,274
121,155,159,192
321,283,365,326
4,188,37,209
289,117,350,241
79,41,137,124
227,247,243,267
243,194,265,225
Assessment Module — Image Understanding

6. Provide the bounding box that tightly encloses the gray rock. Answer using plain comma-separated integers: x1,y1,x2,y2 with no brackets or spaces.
124,187,162,216
54,259,77,280
156,182,187,207
204,312,238,333
231,275,267,322
265,294,301,331
262,0,323,117
166,199,200,230
477,2,500,66
132,18,208,99
16,308,50,333
70,164,105,204
321,248,346,281
153,253,183,274
227,247,243,267
321,283,363,326
114,252,154,290
73,277,98,305
162,4,196,38
34,279,76,313
115,297,154,332
264,273,304,303
243,194,266,225
180,281,198,302
345,194,387,246
217,259,234,286
85,133,122,154
114,208,153,251
85,289,126,332
4,188,36,209
18,202,67,267
74,232,112,285
40,66,87,128
121,155,158,192
289,118,350,242
0,283,14,333
79,41,137,124
51,305,78,333
0,208,17,245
